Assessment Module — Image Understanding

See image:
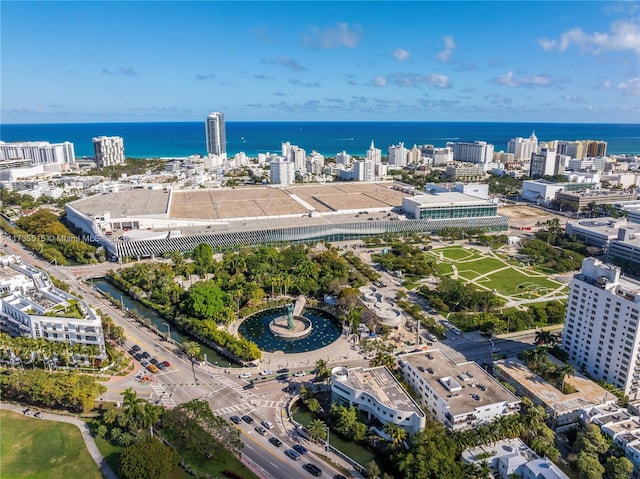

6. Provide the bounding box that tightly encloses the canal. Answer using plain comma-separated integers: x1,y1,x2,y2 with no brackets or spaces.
92,278,238,368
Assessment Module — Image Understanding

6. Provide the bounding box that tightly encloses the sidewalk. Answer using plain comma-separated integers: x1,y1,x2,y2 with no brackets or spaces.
0,403,119,479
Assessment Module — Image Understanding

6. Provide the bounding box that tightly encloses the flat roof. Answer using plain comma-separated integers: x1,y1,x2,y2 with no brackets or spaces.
400,349,519,416
71,182,406,221
404,192,492,207
339,366,424,416
71,188,170,217
566,218,626,237
496,358,616,414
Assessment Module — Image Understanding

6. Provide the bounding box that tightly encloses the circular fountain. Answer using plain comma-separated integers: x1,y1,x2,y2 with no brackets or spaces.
268,301,313,339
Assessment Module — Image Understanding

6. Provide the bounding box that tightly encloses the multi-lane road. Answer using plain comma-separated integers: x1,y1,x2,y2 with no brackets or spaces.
2,235,547,479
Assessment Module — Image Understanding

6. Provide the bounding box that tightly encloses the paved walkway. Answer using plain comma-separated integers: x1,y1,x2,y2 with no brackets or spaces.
0,403,119,479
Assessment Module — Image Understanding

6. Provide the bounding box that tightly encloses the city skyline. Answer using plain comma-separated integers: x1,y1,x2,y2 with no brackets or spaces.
2,1,639,124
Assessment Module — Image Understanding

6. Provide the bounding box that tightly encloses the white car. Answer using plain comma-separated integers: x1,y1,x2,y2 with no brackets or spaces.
260,369,273,376
239,372,252,379
293,371,305,377
262,420,274,429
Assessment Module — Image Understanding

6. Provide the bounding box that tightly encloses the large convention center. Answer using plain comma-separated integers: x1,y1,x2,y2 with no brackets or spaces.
66,182,508,260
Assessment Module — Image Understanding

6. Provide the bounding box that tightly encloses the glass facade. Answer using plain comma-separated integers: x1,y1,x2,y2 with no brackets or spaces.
418,204,497,220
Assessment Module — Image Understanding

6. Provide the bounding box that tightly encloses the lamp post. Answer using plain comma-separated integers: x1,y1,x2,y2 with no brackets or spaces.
163,322,171,342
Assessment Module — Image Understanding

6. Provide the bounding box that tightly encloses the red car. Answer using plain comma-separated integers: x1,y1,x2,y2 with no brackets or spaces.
162,360,171,368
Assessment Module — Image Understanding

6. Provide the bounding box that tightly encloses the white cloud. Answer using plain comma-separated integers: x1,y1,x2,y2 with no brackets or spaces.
393,48,410,61
595,79,612,90
437,36,456,63
369,73,450,89
617,77,640,96
267,56,306,72
371,76,387,87
538,21,640,55
303,22,362,49
493,71,554,87
562,95,586,103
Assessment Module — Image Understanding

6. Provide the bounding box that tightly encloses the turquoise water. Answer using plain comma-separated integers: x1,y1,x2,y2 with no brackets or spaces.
2,121,638,157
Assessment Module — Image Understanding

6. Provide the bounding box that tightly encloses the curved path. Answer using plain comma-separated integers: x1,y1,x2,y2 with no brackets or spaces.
0,403,118,479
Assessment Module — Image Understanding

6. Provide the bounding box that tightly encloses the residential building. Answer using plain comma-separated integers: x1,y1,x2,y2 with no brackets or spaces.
366,140,382,164
407,144,421,164
331,366,426,435
269,158,295,186
388,142,408,167
496,357,616,430
444,163,486,180
0,140,75,166
399,349,520,431
205,112,226,156
529,148,561,179
462,438,569,479
421,145,454,165
92,136,125,168
562,258,640,399
335,151,351,167
446,140,494,167
507,132,539,162
354,159,375,182
0,255,106,359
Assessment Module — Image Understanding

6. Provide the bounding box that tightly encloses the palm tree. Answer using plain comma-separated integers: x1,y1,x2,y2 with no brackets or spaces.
314,358,330,384
121,387,144,430
0,332,13,360
183,341,201,361
85,344,100,369
383,422,407,446
140,402,162,437
307,419,328,442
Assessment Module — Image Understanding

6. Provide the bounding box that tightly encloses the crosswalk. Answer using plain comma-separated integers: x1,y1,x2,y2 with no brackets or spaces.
149,382,177,408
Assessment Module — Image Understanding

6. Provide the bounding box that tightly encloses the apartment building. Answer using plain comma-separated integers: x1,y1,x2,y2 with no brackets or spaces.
563,258,640,399
92,136,125,168
0,255,106,359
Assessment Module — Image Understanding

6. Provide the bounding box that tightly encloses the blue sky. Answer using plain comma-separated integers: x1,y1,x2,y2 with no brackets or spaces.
2,1,639,123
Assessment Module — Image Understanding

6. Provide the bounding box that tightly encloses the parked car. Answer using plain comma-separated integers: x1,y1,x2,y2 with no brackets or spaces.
229,416,242,424
293,370,305,377
131,344,141,352
292,444,308,455
261,420,274,429
23,408,31,415
241,415,254,424
276,373,289,381
150,358,160,366
243,382,255,390
134,353,144,361
260,369,273,376
162,360,171,368
284,449,301,461
491,347,502,353
157,362,166,370
147,364,159,373
276,368,289,374
141,351,150,359
239,372,252,379
254,426,267,435
268,437,283,447
334,475,348,479
303,463,322,477
34,412,42,418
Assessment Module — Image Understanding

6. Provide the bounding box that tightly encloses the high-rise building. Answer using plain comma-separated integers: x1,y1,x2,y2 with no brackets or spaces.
336,151,351,166
562,258,640,399
529,148,559,179
206,112,226,156
388,142,408,167
269,157,295,186
0,141,75,165
92,136,125,168
354,159,375,182
366,140,382,164
446,141,494,166
507,132,538,162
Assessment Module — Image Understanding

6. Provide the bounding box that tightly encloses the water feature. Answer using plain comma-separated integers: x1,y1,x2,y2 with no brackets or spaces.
239,307,341,353
92,278,238,367
291,402,381,470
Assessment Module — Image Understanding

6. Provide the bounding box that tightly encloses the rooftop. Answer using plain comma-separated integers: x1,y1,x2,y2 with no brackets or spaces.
404,192,493,207
335,366,424,416
400,349,519,416
496,358,616,414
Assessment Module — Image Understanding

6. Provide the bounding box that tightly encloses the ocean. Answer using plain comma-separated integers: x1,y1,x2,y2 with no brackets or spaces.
1,121,639,158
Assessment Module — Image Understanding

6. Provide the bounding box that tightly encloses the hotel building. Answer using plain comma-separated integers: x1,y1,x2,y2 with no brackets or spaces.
0,255,106,359
563,258,640,399
399,349,520,431
0,140,75,165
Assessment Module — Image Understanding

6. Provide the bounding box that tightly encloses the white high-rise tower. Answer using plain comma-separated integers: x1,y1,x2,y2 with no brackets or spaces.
206,112,226,156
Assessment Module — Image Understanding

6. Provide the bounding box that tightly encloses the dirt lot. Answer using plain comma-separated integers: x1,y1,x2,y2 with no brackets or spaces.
498,205,567,229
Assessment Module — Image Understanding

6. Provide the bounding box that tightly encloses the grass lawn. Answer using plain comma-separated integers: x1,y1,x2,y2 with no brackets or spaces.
434,246,480,261
0,410,102,479
436,262,454,276
484,268,564,297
